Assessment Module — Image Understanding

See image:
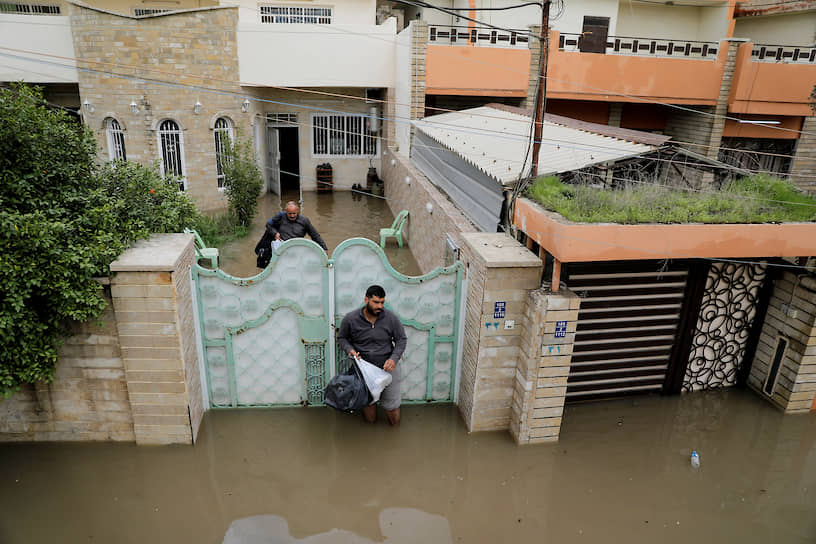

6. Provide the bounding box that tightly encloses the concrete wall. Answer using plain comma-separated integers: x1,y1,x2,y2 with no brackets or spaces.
237,18,397,88
0,14,77,83
733,12,816,45
381,147,477,274
70,4,246,212
0,286,134,442
457,233,542,432
748,273,816,414
615,3,727,42
0,234,205,445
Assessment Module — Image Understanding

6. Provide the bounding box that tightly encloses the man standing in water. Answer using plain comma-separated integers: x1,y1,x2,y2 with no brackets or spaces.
258,201,327,251
338,285,407,426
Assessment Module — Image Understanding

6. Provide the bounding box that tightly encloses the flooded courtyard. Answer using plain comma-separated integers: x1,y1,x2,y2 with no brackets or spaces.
1,389,814,543
217,189,421,279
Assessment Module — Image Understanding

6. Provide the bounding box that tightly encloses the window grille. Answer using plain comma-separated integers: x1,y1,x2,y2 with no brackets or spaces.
105,118,127,162
157,119,186,190
133,7,170,16
213,117,233,190
266,112,298,126
0,2,60,14
312,114,377,157
259,5,331,24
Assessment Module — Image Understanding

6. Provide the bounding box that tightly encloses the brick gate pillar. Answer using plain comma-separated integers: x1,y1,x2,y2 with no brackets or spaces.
109,233,204,445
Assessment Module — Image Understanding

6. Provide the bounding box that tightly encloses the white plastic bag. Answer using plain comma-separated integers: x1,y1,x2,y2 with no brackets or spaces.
271,239,283,252
354,357,393,404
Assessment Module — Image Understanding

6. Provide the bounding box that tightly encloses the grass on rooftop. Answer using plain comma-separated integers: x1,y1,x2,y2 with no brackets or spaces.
526,175,816,224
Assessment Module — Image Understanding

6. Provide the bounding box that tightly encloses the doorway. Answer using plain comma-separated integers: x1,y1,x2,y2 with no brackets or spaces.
266,113,300,196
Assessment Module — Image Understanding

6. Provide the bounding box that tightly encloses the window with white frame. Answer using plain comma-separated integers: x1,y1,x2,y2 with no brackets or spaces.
105,117,127,162
213,117,233,190
312,114,377,157
259,4,332,24
157,119,186,190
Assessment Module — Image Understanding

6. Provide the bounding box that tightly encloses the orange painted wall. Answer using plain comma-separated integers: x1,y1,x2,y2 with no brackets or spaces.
514,198,816,263
729,42,816,116
425,45,530,97
722,115,803,139
546,32,727,105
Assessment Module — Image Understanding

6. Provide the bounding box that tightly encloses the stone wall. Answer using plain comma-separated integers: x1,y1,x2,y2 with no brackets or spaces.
381,147,477,274
0,234,205,444
790,116,816,194
70,4,245,212
457,233,542,431
748,272,816,413
0,286,134,442
511,288,580,444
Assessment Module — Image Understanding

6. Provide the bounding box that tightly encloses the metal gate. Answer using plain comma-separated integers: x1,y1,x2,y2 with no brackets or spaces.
564,260,691,403
191,238,464,408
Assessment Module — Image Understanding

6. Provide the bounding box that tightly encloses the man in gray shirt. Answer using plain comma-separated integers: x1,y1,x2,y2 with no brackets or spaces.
337,285,407,425
268,201,327,250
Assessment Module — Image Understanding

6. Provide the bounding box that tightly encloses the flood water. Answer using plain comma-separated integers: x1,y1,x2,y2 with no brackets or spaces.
217,190,421,279
1,389,814,543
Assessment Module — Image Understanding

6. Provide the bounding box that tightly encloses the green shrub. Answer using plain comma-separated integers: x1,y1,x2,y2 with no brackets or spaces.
221,132,263,227
0,84,202,396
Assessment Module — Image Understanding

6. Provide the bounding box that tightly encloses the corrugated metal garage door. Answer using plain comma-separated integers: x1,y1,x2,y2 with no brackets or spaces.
564,261,690,403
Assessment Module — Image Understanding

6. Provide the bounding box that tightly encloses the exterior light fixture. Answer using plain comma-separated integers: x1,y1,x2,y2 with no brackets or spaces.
193,100,202,115
426,202,433,214
82,99,95,114
404,176,411,185
391,159,396,166
241,99,251,113
738,119,781,125
129,100,139,114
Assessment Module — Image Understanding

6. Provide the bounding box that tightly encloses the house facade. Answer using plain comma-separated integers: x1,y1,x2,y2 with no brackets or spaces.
397,0,816,192
0,0,397,211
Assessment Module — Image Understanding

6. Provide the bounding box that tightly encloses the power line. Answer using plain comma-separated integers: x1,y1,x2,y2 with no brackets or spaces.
2,14,815,144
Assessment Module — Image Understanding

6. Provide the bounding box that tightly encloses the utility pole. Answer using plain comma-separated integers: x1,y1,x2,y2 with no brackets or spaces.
529,0,551,179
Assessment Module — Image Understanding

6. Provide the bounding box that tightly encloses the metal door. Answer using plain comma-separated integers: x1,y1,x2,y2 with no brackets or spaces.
266,126,280,195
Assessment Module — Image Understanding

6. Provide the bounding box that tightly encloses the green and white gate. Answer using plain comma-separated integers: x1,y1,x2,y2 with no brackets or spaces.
191,238,464,408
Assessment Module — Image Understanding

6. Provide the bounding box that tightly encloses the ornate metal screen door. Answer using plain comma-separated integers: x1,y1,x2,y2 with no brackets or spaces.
192,238,463,408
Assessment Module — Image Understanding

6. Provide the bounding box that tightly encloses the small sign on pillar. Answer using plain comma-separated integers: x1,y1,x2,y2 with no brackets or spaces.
554,320,567,338
493,301,506,319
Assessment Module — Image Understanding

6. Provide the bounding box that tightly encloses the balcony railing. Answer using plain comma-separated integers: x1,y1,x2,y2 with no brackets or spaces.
427,25,530,49
558,33,720,60
751,44,816,64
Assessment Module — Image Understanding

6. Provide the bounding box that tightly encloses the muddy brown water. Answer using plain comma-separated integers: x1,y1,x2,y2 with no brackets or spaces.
1,390,815,543
2,193,815,542
217,190,421,279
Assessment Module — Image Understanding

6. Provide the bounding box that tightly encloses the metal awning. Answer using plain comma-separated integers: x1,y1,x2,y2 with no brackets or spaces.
412,104,668,186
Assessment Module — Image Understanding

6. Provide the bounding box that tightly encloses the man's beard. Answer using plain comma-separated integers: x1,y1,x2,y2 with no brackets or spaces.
366,303,382,315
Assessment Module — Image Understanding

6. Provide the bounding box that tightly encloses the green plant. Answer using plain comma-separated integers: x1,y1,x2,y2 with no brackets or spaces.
221,131,263,227
526,174,816,224
0,84,200,396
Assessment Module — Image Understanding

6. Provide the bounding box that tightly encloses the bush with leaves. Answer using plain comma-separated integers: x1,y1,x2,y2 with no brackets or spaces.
0,84,199,396
221,132,264,227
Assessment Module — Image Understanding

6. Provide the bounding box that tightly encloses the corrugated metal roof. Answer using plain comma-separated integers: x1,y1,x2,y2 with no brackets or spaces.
412,105,663,186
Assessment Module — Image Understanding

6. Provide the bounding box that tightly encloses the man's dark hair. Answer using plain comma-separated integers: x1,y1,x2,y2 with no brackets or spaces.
366,285,386,298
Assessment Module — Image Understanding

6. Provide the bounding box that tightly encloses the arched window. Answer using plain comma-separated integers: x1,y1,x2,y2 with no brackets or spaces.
105,117,126,161
157,119,186,191
213,117,234,190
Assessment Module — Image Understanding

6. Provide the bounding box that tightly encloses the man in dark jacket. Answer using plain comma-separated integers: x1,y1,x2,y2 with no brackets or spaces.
337,285,407,426
254,201,327,267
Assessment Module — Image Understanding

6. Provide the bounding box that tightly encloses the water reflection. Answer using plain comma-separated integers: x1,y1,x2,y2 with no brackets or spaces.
222,509,452,544
218,190,422,279
0,390,814,543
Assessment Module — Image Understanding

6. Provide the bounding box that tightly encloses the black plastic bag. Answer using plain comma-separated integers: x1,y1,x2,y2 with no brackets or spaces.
324,360,371,412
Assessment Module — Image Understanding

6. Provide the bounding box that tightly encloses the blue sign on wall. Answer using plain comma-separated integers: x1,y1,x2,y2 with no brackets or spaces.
554,320,568,338
493,301,506,319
